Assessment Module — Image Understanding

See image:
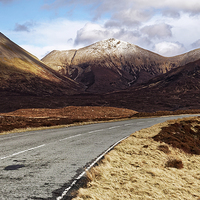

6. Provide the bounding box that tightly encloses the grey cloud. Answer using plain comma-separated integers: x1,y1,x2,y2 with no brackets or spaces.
114,29,140,39
14,22,35,32
162,9,180,19
42,0,200,18
191,39,200,49
74,28,109,46
104,9,153,30
67,38,73,43
137,37,152,47
104,20,121,28
141,23,172,39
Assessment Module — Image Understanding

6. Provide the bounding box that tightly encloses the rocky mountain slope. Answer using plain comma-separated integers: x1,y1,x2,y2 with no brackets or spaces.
140,58,200,93
0,32,84,95
42,38,200,93
101,58,200,111
1,58,200,113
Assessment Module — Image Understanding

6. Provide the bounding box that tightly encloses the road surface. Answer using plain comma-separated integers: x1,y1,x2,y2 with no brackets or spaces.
0,114,199,199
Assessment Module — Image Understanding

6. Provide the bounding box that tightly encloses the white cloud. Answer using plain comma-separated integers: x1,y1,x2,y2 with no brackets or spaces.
43,0,200,17
74,23,107,46
141,23,172,39
6,18,87,59
21,45,55,59
74,22,141,46
3,0,200,59
107,9,153,28
154,42,185,57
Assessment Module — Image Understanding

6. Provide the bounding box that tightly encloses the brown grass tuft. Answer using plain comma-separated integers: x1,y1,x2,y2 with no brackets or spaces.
157,144,171,154
165,157,183,169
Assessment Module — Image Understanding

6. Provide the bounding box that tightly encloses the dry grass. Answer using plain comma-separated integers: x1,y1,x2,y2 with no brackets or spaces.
0,106,137,135
73,117,200,200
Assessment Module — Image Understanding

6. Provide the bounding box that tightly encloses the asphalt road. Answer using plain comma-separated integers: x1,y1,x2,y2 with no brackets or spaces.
0,114,199,200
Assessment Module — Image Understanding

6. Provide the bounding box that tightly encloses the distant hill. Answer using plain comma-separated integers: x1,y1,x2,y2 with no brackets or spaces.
42,38,200,93
0,32,84,96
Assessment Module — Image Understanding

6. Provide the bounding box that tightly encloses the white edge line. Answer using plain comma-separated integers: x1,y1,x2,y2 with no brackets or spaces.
56,135,129,200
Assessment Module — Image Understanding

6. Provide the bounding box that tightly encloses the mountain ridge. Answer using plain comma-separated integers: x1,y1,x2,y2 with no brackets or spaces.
0,32,84,95
42,38,200,93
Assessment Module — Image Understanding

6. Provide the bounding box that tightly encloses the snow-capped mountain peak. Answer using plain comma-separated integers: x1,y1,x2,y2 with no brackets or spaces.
89,38,137,52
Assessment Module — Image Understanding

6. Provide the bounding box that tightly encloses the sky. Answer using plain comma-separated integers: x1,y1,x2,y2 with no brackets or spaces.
1,0,200,59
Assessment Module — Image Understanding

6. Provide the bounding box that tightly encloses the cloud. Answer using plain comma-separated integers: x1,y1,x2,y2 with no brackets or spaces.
191,39,200,49
162,9,180,18
154,42,185,57
4,0,200,60
141,23,172,39
74,22,141,46
6,18,87,59
42,0,200,17
105,9,153,28
14,22,35,32
74,23,107,46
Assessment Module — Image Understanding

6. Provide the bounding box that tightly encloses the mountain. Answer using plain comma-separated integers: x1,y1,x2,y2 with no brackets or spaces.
42,38,200,93
140,58,200,93
0,32,84,96
101,58,200,112
1,33,200,113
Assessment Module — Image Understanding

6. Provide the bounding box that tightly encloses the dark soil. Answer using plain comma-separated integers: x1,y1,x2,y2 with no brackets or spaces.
153,117,200,155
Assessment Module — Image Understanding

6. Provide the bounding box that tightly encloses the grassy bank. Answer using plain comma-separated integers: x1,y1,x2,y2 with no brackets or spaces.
73,117,200,200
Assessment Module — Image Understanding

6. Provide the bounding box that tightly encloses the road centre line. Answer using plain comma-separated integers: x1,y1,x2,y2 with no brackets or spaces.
0,123,131,160
0,131,43,141
88,129,105,134
136,122,145,124
0,144,46,160
124,123,132,126
59,134,82,141
108,126,121,130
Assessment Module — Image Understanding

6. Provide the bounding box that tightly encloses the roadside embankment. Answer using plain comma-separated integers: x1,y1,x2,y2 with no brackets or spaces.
72,116,200,200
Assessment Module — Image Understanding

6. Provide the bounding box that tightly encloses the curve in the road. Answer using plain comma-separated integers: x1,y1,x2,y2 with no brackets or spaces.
0,114,199,200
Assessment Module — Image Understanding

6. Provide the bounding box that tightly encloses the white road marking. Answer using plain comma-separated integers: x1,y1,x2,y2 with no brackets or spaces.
88,129,105,134
56,135,129,200
0,131,40,141
59,134,82,142
136,122,144,124
124,123,132,126
0,144,46,160
0,126,122,161
108,126,120,130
